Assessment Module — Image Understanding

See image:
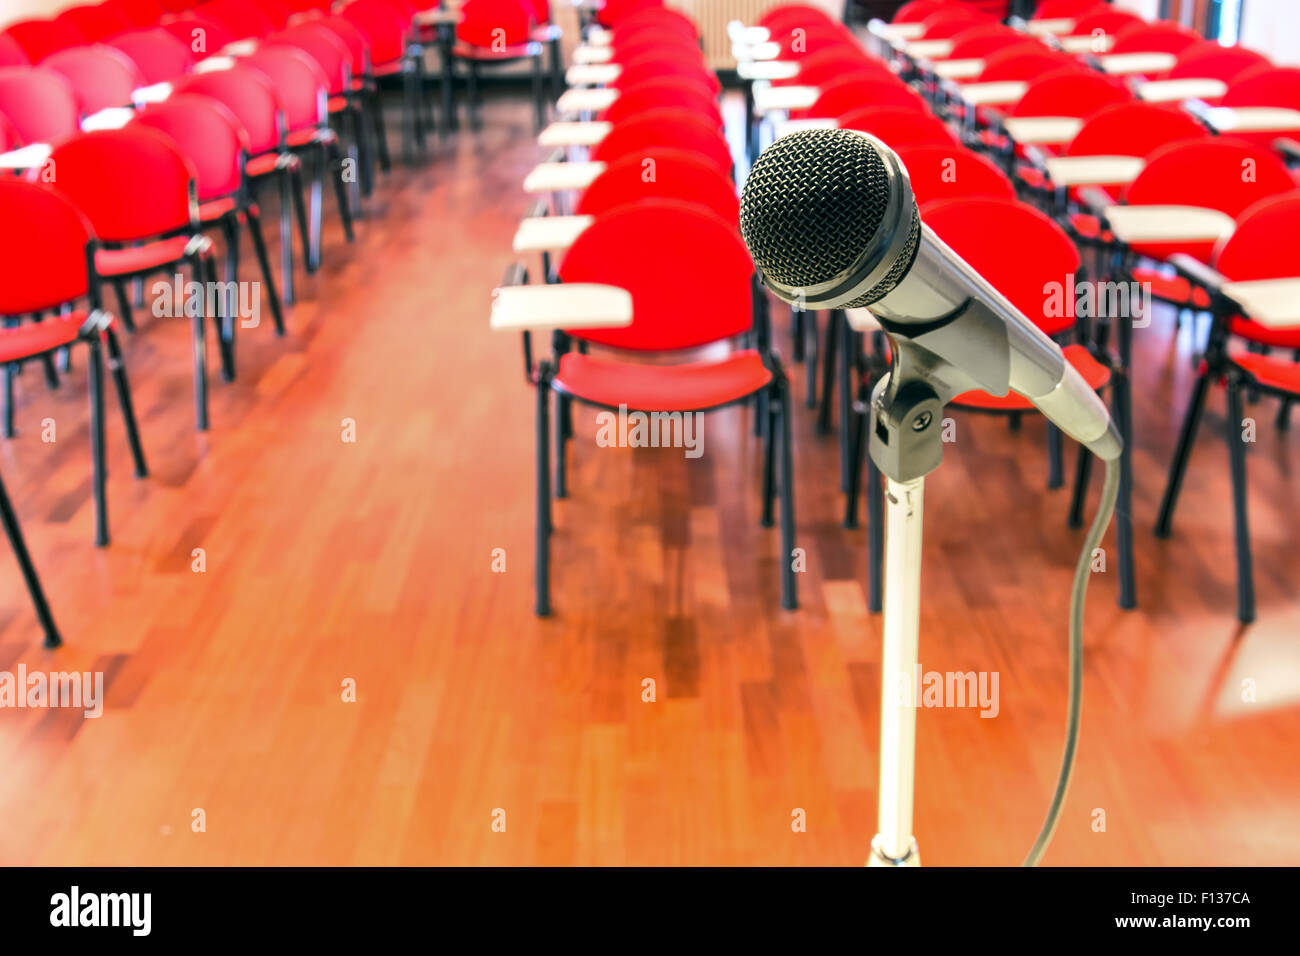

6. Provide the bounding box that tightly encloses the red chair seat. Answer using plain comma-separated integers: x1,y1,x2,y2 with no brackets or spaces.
1132,266,1212,309
1232,350,1300,394
285,126,328,147
94,236,193,277
1231,316,1300,349
372,59,404,76
553,349,773,412
199,196,239,221
951,344,1109,410
0,311,87,363
245,151,292,176
1068,212,1114,243
328,94,348,112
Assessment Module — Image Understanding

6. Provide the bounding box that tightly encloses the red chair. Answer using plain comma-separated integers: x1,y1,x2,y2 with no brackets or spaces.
172,66,310,305
0,34,29,68
0,67,81,145
160,12,239,58
42,127,218,430
104,0,169,26
838,106,959,148
1,19,89,64
596,0,664,29
341,0,429,160
975,43,1078,82
613,50,721,96
199,0,278,39
575,148,738,223
1033,0,1106,16
891,0,949,22
455,0,546,132
770,47,882,88
1169,41,1270,86
108,28,196,84
590,108,732,176
134,94,285,376
1222,65,1300,111
43,46,147,117
244,45,356,268
895,143,1016,205
0,179,148,561
249,0,294,28
759,4,833,30
610,27,700,60
1110,21,1202,56
1155,192,1300,622
602,77,721,127
526,199,795,614
917,7,993,39
946,23,1030,60
54,4,136,41
614,6,697,42
795,75,926,121
1069,8,1145,39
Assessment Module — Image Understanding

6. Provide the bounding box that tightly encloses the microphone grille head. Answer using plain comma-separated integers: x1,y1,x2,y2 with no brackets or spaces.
739,128,919,308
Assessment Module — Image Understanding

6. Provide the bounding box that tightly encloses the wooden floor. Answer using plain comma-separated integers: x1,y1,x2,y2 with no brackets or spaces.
0,94,1297,866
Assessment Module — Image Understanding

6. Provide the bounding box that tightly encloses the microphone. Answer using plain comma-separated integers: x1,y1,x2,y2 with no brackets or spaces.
740,128,1122,463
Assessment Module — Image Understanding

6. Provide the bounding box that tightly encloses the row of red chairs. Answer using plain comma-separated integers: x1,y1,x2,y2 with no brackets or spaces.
774,0,1300,621
497,3,800,617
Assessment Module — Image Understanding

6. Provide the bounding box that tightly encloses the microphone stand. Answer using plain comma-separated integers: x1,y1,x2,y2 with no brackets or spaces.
864,370,944,867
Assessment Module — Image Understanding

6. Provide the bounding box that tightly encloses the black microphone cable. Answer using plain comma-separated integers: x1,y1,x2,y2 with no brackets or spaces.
1023,456,1120,866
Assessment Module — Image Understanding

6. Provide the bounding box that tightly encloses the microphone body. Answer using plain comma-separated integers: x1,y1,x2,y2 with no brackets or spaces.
739,129,1121,464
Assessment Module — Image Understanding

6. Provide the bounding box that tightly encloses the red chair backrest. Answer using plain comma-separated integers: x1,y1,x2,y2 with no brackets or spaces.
613,51,721,95
603,77,720,126
591,107,731,175
54,4,135,42
1011,68,1130,118
109,28,196,84
163,14,239,57
838,106,959,148
341,0,409,66
44,127,197,241
576,147,738,223
1169,41,1269,84
597,0,664,30
923,196,1079,333
200,0,278,40
1222,65,1300,111
759,4,833,30
0,34,29,68
771,46,879,88
1064,101,1210,157
613,31,703,66
977,44,1078,82
1122,137,1297,218
105,0,170,26
0,67,81,145
896,143,1015,206
919,7,992,39
313,16,370,78
1110,21,1202,56
1070,8,1144,38
947,23,1028,60
0,180,94,314
172,65,284,154
243,46,328,130
250,0,294,28
892,0,947,23
133,93,248,201
774,21,855,59
1213,192,1300,280
1,19,89,63
1034,0,1106,16
559,199,752,351
615,7,697,41
44,46,147,116
804,76,926,120
457,0,534,48
266,25,352,95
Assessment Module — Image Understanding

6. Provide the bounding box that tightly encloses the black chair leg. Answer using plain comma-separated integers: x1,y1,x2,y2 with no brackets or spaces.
761,385,776,528
327,140,356,242
1046,421,1064,489
791,306,804,362
87,334,108,547
817,310,836,434
188,255,210,431
1154,369,1212,537
1276,397,1292,431
467,61,480,131
778,372,797,611
306,146,324,270
535,367,552,616
112,280,136,332
804,311,818,409
2,358,14,439
844,375,868,529
0,468,61,648
102,327,147,479
1224,376,1256,624
554,391,567,499
219,216,241,382
865,445,883,613
837,314,852,492
369,88,392,173
531,54,545,133
247,207,286,337
289,163,313,275
352,103,374,198
1115,369,1137,609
